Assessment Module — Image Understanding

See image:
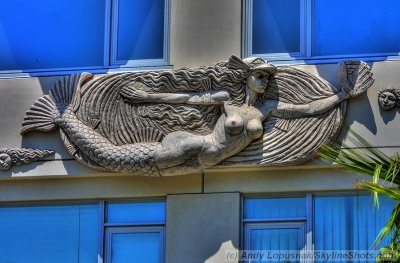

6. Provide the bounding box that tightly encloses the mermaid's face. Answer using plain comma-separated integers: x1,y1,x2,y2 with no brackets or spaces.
0,153,11,171
378,91,396,111
247,71,269,94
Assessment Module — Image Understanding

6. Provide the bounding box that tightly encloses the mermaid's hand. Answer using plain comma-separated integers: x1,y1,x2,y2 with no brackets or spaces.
120,86,150,103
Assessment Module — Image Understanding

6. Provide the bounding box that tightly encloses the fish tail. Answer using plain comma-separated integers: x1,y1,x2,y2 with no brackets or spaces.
20,73,93,135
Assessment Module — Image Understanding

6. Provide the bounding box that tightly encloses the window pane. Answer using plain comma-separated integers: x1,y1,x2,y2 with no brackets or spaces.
107,201,165,223
244,197,306,219
0,204,99,263
313,0,400,56
314,195,395,255
252,0,301,54
115,0,165,61
251,228,302,250
110,231,162,263
0,0,106,71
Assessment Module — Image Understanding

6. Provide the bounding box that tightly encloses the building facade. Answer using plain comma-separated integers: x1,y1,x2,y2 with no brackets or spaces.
0,0,399,262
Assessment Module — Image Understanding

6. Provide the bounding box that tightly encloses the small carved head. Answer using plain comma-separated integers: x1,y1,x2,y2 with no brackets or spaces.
378,88,398,111
243,57,277,94
0,153,12,171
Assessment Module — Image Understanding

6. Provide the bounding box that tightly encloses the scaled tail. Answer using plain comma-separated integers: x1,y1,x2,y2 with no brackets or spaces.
20,73,93,135
340,60,374,97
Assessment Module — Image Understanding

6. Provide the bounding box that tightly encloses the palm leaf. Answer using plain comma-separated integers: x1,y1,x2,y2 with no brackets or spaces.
319,126,400,248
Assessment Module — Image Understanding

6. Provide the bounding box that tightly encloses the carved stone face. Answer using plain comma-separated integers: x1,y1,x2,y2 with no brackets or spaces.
378,91,397,111
247,71,269,94
0,153,12,171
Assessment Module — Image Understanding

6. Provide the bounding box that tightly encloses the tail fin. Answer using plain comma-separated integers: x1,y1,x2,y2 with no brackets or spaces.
340,60,374,97
21,73,93,135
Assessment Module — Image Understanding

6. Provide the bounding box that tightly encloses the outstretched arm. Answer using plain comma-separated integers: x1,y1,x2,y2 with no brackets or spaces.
120,87,230,105
263,91,348,119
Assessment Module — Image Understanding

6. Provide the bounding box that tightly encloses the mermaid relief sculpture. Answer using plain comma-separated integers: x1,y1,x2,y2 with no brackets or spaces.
21,56,374,176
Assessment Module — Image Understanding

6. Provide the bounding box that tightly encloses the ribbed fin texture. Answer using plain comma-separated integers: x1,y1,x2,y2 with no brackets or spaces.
340,60,374,97
49,72,93,112
20,95,58,135
21,73,93,135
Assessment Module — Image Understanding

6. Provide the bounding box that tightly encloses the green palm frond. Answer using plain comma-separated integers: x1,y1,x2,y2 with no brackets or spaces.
319,126,400,249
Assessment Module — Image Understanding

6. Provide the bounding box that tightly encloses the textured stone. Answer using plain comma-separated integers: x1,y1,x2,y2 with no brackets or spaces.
20,57,374,176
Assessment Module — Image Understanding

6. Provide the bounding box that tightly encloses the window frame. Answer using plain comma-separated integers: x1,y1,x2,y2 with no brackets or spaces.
0,198,166,263
241,191,394,263
244,222,307,262
242,193,313,263
0,0,170,78
105,226,165,263
110,0,170,69
242,0,400,64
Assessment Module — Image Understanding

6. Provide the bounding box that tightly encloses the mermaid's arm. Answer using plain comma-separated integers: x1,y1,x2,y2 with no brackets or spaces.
120,87,230,105
262,91,348,119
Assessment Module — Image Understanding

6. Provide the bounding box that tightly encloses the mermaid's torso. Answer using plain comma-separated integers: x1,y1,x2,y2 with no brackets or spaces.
198,103,267,167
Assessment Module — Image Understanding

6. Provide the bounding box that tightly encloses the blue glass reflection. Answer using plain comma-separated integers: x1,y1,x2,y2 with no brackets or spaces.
111,232,161,263
250,228,302,262
0,0,106,71
314,0,400,56
252,0,301,54
244,197,306,219
107,201,166,223
0,204,99,263
116,0,164,61
314,195,395,260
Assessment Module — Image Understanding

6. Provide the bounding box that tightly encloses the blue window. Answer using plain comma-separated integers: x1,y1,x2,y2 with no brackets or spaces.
0,204,99,263
314,195,395,254
244,197,307,262
244,0,400,62
243,194,395,263
105,200,166,263
0,200,166,263
0,0,169,76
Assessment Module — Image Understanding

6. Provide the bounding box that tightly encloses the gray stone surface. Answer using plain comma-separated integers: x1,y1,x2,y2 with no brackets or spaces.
203,167,375,193
170,0,241,69
166,193,240,263
0,173,203,201
20,57,374,176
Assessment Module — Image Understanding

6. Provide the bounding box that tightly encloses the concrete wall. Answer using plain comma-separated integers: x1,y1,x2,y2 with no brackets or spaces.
166,193,240,263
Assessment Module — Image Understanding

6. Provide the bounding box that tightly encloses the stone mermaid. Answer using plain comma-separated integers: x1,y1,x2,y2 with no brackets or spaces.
21,56,374,176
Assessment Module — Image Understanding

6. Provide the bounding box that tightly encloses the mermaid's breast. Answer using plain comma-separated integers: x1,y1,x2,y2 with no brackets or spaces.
224,114,244,135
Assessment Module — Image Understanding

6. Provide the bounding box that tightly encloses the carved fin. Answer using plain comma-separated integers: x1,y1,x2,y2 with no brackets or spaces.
340,60,374,97
21,95,58,135
49,72,93,113
21,73,93,135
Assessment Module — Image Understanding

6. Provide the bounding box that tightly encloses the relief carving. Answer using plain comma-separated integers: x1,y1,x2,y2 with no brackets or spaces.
21,56,374,176
0,148,54,171
378,88,399,111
